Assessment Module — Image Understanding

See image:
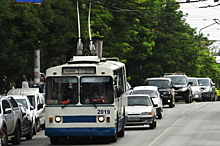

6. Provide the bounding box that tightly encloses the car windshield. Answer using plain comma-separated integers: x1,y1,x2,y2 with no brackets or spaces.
132,90,159,98
145,80,170,88
168,76,187,85
15,99,28,109
188,79,198,86
127,96,152,106
198,79,210,86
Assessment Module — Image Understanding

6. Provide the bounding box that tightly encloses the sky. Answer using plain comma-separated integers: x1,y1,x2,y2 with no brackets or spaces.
178,0,220,41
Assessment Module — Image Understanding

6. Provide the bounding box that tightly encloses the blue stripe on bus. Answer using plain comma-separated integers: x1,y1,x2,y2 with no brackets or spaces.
45,127,115,136
63,116,96,123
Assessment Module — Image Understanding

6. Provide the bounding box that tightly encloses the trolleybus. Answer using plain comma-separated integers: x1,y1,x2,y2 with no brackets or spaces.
45,55,128,144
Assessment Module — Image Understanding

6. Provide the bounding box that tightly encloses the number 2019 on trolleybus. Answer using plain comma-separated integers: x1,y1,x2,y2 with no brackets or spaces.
45,55,128,144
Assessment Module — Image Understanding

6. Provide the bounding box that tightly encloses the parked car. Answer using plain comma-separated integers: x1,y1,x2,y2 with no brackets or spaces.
0,95,22,146
144,77,175,108
7,95,35,135
188,77,203,102
164,73,193,103
17,103,33,140
7,88,45,133
197,78,216,101
125,94,157,129
129,86,163,119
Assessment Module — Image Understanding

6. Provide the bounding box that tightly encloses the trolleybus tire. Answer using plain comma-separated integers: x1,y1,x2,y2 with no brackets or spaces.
117,109,125,137
50,137,61,145
117,126,124,137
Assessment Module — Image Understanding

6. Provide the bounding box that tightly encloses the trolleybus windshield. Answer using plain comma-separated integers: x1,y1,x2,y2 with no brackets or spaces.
46,77,78,104
80,76,114,104
46,76,114,105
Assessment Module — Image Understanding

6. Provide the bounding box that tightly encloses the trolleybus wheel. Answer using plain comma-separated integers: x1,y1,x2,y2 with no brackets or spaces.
50,137,60,145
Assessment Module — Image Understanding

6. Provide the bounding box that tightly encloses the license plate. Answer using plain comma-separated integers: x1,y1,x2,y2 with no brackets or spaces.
130,117,140,121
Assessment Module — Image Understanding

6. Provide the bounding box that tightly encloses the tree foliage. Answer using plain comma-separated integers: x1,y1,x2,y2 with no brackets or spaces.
0,0,219,92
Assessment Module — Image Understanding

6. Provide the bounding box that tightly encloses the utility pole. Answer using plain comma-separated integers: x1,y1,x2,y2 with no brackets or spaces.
34,41,41,85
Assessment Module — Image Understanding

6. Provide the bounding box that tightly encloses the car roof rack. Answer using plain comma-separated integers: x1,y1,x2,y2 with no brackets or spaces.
164,73,186,76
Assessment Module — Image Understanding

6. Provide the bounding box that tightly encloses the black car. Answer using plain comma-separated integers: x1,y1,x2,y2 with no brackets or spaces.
164,73,193,103
197,77,216,101
144,77,175,108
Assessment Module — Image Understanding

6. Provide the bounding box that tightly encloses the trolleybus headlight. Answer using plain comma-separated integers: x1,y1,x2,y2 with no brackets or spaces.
55,116,62,123
98,116,105,122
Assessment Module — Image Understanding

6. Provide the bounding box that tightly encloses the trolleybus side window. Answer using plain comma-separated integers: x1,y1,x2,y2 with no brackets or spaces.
46,77,78,104
114,67,126,97
80,76,113,104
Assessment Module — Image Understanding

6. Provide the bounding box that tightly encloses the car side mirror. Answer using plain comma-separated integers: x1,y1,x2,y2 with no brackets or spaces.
153,104,158,107
37,104,43,110
5,108,12,114
188,82,193,85
30,106,34,110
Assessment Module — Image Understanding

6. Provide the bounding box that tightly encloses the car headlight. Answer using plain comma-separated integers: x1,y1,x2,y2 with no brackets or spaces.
179,87,187,92
161,91,170,95
203,88,209,92
55,116,62,123
98,116,105,122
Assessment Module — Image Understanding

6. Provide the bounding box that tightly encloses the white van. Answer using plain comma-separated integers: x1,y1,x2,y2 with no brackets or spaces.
7,88,45,134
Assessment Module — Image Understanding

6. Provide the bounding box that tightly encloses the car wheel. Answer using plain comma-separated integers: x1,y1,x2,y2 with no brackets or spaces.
197,97,202,102
1,127,8,146
41,123,45,130
36,119,41,132
149,118,156,129
169,97,175,108
212,95,216,101
33,123,37,135
185,95,191,103
26,123,33,140
157,108,163,119
11,123,21,145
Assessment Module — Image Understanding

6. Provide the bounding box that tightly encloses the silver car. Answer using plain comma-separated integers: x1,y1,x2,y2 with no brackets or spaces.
129,86,163,119
188,77,202,102
125,94,157,129
197,78,216,101
0,96,22,146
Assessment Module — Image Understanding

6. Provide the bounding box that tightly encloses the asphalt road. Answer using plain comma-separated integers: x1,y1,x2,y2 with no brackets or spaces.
10,101,220,146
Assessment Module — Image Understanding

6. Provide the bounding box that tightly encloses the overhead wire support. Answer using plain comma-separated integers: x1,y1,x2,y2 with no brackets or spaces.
197,18,220,46
77,0,83,55
88,2,96,56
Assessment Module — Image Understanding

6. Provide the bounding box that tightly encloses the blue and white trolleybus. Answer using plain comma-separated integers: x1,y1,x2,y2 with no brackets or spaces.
45,55,128,144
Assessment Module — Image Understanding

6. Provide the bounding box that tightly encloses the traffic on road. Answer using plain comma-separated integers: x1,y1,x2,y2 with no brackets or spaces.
1,72,220,146
4,101,220,146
